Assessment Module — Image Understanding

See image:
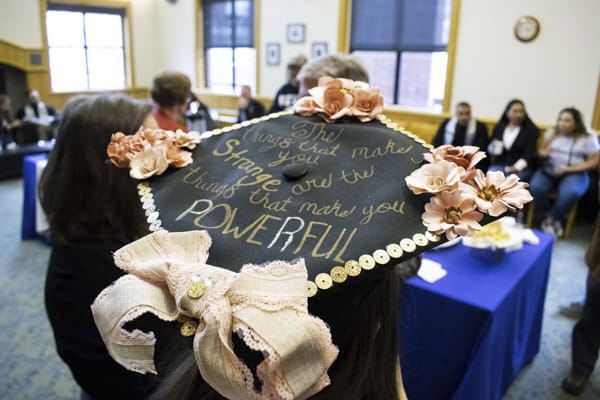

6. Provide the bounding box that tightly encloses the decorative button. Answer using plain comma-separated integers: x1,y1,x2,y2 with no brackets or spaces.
283,163,308,181
358,254,376,270
180,320,198,337
373,249,390,265
307,281,318,297
330,266,348,283
386,243,403,259
315,273,333,290
425,231,441,242
344,260,361,277
187,278,207,299
412,233,429,247
400,238,417,252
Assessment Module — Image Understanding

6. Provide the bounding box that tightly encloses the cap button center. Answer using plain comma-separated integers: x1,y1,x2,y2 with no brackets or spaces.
283,163,308,181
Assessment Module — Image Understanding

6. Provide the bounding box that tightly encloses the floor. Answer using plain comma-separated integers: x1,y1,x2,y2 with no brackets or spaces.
0,177,599,399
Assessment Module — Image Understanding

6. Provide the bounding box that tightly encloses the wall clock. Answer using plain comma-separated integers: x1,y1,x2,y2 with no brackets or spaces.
514,16,540,42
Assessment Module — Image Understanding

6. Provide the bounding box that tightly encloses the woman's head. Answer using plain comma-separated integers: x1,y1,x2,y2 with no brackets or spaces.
0,95,12,121
500,99,529,126
297,54,369,96
40,94,153,244
151,71,192,113
557,107,587,137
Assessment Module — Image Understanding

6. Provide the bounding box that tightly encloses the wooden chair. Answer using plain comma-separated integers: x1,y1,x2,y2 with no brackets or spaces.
526,193,578,238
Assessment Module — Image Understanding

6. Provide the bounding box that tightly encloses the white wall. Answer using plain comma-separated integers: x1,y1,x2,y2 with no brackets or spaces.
452,0,600,126
259,0,340,98
129,0,160,87
151,0,197,87
0,0,43,48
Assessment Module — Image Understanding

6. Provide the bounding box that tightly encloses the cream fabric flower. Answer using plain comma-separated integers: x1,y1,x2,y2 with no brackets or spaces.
422,191,483,240
129,144,170,179
462,170,533,216
405,160,462,195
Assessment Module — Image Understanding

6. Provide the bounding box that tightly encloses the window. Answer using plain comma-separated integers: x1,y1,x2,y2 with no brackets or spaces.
46,3,127,92
203,0,255,94
351,0,452,111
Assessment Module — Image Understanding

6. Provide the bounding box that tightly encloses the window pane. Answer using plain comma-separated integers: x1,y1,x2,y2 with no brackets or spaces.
48,48,88,92
234,0,253,47
204,0,234,47
87,48,126,90
234,47,256,90
397,51,447,111
352,50,397,106
85,13,123,47
351,0,400,50
401,0,452,48
206,47,233,91
46,11,84,47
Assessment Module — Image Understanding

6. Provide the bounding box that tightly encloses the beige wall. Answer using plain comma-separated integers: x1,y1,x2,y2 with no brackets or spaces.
0,0,43,48
258,0,340,98
452,0,600,126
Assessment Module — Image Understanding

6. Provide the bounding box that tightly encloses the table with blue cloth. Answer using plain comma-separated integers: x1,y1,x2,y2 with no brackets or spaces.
400,232,553,400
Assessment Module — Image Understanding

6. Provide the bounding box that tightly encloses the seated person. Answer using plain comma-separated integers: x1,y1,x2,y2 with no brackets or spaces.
488,99,540,181
529,108,599,236
16,89,58,122
185,92,218,132
237,85,265,122
151,71,191,131
0,95,21,148
268,54,308,113
297,54,369,96
432,102,489,149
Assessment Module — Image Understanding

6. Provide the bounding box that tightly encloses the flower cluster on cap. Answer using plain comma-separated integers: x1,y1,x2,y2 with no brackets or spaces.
107,128,201,179
405,145,533,240
294,76,384,123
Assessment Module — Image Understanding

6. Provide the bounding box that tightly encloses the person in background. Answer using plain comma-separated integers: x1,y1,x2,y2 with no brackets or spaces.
268,54,308,113
297,54,369,97
151,71,191,131
185,92,217,132
40,94,180,399
488,99,540,181
529,108,599,237
16,89,58,121
433,102,489,150
562,163,600,396
237,85,265,122
0,95,21,148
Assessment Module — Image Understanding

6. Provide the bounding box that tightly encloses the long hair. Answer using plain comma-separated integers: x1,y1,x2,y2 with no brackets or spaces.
39,94,151,244
150,266,404,400
497,99,536,130
555,107,588,138
0,95,14,122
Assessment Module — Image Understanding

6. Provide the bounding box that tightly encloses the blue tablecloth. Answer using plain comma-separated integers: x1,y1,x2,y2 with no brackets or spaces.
400,233,553,400
21,153,48,240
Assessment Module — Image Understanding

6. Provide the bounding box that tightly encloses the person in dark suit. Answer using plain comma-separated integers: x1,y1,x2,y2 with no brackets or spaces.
268,54,307,113
40,94,181,399
432,102,489,149
237,85,265,122
488,99,540,181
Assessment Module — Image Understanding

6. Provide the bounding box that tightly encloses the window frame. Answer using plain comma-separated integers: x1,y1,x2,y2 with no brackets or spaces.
194,0,261,94
44,0,135,93
343,0,461,113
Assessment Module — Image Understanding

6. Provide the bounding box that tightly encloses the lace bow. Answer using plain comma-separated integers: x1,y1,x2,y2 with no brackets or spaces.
91,230,338,400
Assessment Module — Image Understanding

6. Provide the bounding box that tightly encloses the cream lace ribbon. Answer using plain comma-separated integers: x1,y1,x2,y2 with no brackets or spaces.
91,230,339,400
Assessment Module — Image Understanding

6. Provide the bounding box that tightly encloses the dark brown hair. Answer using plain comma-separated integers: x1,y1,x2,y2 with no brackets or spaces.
497,99,536,130
556,107,588,138
39,94,151,244
150,267,404,400
151,71,192,108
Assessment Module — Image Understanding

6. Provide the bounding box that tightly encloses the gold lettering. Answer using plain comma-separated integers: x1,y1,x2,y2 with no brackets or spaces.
245,214,283,245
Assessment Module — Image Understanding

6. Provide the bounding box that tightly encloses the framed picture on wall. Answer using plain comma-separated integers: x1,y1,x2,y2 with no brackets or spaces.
287,23,306,44
266,43,280,66
311,42,328,58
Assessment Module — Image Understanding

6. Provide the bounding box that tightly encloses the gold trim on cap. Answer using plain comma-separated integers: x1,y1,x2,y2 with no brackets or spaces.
425,231,441,242
315,273,333,290
400,238,417,253
330,266,348,283
180,319,198,337
344,260,362,277
412,233,429,247
386,243,403,259
373,249,391,265
359,254,376,270
307,281,318,297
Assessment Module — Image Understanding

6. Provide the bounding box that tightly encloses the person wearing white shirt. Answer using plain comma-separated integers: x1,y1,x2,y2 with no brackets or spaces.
529,108,599,237
488,99,540,181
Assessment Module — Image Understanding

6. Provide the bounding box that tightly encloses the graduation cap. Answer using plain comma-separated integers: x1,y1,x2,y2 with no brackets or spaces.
93,77,532,400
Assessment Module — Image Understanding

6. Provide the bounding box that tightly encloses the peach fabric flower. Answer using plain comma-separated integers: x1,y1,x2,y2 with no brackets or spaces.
293,96,318,116
405,160,462,195
424,145,486,172
309,77,354,122
107,132,145,168
171,129,202,149
129,144,170,179
462,170,533,216
166,146,193,168
422,191,483,240
349,87,384,122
